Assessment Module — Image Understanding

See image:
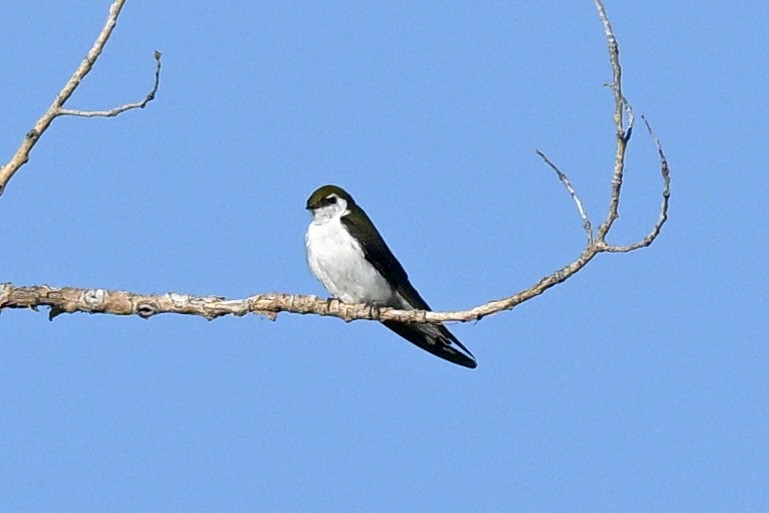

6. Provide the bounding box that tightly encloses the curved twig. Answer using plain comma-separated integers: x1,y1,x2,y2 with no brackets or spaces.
58,51,162,118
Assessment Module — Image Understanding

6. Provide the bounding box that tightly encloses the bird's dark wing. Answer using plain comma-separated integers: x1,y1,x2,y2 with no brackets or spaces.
341,208,431,310
342,208,478,369
383,321,478,369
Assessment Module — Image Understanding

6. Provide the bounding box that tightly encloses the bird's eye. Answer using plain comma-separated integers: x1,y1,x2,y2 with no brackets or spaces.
326,196,337,204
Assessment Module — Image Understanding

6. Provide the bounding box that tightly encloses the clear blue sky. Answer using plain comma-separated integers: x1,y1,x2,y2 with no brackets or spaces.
1,2,767,512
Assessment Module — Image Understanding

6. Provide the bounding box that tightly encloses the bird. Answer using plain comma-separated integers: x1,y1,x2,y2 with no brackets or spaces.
304,184,477,369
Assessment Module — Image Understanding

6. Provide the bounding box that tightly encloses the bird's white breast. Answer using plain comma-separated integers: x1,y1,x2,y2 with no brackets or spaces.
306,216,395,304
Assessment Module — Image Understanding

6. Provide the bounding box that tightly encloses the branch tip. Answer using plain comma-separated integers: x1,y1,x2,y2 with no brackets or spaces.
536,149,593,244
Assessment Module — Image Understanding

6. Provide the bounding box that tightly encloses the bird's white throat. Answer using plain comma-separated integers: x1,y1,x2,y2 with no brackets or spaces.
306,200,396,305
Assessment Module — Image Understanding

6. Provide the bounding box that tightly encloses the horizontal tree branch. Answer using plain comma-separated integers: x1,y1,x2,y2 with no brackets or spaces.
0,244,598,324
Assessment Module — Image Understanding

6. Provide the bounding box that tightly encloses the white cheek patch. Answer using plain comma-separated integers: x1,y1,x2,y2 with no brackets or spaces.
312,197,348,224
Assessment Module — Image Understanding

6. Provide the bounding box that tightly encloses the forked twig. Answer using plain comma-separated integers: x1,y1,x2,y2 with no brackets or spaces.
0,0,161,196
59,51,162,118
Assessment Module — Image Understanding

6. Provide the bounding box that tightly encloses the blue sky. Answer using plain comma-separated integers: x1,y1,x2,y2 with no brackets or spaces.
1,1,767,512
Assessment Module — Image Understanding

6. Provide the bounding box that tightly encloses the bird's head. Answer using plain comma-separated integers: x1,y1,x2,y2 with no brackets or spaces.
306,184,355,223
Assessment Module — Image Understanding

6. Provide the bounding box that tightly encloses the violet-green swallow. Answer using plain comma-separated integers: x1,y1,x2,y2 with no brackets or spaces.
305,184,477,369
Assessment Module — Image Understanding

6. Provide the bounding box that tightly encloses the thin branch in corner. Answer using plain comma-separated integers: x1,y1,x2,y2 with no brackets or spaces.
59,51,163,118
0,0,161,196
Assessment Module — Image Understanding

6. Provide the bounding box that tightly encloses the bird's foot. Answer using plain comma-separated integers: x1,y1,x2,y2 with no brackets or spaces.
364,301,385,319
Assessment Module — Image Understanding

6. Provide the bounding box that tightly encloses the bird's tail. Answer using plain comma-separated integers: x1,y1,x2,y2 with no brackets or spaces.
383,321,477,369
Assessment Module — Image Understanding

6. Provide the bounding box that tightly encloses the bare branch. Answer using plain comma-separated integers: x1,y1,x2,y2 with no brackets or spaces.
59,51,162,118
1,1,670,329
600,115,671,252
594,0,634,242
0,0,161,196
592,0,669,251
536,150,594,245
0,248,597,323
